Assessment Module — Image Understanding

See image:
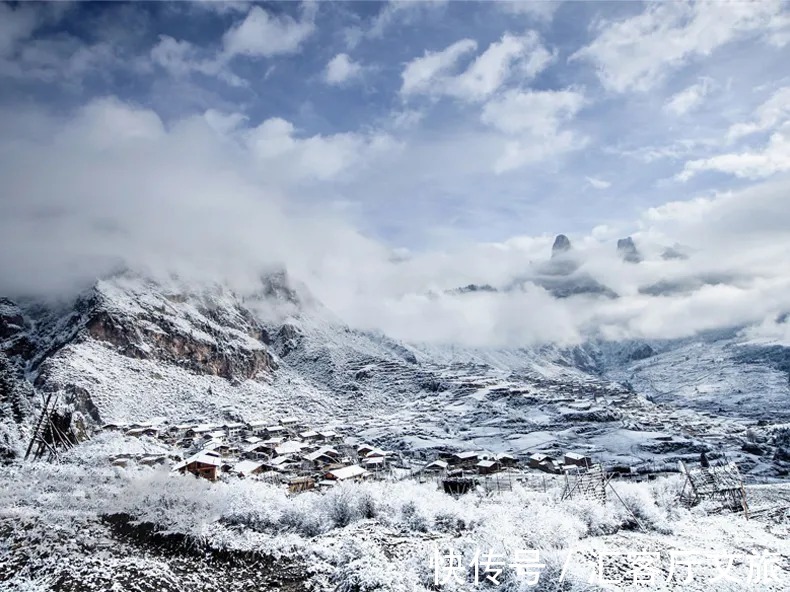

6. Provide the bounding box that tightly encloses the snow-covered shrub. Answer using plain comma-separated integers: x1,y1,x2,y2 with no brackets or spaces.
648,475,689,520
322,484,361,528
357,489,377,519
562,498,620,537
608,482,672,534
400,500,430,532
333,539,422,592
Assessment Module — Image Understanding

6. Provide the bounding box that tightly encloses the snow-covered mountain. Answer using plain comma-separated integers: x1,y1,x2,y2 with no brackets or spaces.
1,267,789,474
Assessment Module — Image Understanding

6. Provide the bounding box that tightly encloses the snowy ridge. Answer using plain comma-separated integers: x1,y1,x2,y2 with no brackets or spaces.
1,271,789,474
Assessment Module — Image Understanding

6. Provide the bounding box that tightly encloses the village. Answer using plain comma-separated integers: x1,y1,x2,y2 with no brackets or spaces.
102,416,608,495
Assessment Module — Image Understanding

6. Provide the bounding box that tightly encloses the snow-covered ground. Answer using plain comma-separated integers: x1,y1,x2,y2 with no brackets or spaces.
1,436,788,592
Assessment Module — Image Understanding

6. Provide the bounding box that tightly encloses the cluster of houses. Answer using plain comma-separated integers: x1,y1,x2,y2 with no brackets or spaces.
108,417,397,491
421,449,594,477
108,418,599,494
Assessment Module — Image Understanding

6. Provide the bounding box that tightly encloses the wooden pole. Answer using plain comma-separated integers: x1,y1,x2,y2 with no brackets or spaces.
25,391,54,460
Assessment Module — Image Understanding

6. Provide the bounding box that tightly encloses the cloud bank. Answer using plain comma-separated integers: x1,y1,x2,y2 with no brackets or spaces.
1,98,789,349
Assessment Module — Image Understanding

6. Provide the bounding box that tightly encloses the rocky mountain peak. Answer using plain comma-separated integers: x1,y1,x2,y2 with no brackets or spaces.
551,234,572,258
617,236,642,263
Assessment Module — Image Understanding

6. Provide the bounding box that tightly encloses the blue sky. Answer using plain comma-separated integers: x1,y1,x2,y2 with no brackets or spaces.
2,1,790,348
2,0,788,251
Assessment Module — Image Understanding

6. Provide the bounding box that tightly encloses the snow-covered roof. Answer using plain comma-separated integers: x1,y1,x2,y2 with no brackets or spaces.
453,451,479,460
326,465,368,481
425,459,448,469
244,436,262,444
274,440,305,456
477,460,497,468
175,451,222,470
233,460,264,475
564,452,590,461
247,420,267,428
300,430,319,438
279,417,299,425
362,457,385,466
266,455,293,467
304,449,336,462
262,437,285,445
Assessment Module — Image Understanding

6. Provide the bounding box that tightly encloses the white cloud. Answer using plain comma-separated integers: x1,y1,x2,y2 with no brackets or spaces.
481,89,586,171
572,1,787,93
727,86,790,141
498,1,560,23
400,39,477,97
664,77,714,116
324,53,363,85
3,98,790,348
400,32,553,102
222,4,316,59
243,117,397,182
586,176,611,190
449,32,554,102
346,0,448,48
677,123,790,181
150,36,246,87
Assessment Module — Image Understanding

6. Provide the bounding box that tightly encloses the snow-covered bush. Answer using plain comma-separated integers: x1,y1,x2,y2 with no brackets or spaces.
608,482,672,534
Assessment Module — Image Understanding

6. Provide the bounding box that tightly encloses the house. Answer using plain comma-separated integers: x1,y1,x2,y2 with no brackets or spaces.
274,440,306,457
187,424,217,438
279,417,300,427
495,453,517,468
243,436,262,445
362,457,386,471
288,476,315,494
529,453,561,474
476,459,500,475
316,430,339,442
299,430,320,441
247,420,268,435
102,423,126,432
265,425,286,437
450,451,479,467
423,459,449,473
564,452,592,469
232,459,265,477
265,455,295,472
325,465,368,482
243,443,273,460
528,453,552,469
173,451,222,481
303,446,340,464
357,444,376,457
224,422,245,437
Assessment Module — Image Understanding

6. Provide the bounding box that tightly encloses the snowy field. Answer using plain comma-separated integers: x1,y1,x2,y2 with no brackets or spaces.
1,435,788,592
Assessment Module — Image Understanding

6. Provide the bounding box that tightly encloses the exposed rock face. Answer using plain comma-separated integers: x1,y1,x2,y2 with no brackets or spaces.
628,343,655,361
0,298,34,359
551,234,572,258
617,237,642,263
453,284,497,295
274,323,303,357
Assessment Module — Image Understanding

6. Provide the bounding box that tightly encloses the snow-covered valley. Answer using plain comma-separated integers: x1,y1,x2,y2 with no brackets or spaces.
1,271,789,591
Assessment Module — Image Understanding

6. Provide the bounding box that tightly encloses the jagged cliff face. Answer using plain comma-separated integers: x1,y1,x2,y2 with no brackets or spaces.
1,274,281,424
